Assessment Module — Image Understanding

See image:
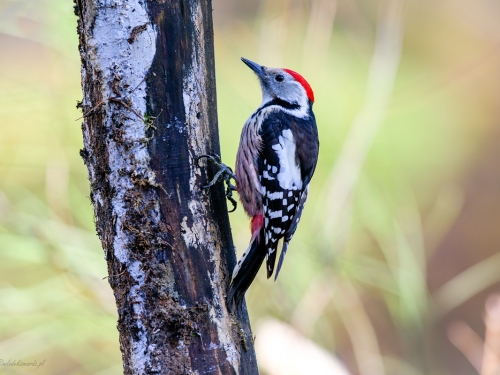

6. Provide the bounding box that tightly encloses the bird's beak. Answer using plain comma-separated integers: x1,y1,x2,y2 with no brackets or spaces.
241,57,266,79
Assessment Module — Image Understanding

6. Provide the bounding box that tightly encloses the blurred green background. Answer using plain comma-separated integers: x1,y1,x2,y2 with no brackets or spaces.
1,0,500,374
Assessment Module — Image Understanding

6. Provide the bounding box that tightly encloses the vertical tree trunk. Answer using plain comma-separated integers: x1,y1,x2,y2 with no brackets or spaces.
74,1,259,374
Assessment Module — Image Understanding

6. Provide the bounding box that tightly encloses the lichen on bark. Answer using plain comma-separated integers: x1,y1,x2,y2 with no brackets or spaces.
75,0,258,374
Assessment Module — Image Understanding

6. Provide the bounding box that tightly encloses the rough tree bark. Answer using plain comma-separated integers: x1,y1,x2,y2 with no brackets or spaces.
74,1,259,374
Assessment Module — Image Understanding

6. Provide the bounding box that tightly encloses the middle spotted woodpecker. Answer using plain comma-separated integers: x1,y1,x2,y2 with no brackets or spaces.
227,58,319,310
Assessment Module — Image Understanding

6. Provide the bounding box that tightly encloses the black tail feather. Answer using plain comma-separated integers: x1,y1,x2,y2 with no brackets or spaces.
274,240,289,281
227,231,265,312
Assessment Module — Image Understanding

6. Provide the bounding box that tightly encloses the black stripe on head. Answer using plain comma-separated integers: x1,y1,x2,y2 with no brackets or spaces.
259,98,300,111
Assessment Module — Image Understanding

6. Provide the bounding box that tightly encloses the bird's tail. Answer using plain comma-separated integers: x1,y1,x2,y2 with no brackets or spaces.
226,228,265,312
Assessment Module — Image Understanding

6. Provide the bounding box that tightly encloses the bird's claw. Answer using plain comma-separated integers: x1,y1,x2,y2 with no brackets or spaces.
197,154,237,212
226,187,237,213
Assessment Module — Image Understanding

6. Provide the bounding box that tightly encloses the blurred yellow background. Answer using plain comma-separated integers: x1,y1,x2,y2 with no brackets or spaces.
1,0,500,374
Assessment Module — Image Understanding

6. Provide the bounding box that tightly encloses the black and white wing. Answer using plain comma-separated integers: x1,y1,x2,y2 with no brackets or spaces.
258,110,318,278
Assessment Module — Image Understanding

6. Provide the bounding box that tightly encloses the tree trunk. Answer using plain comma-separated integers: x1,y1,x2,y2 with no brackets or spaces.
74,1,259,374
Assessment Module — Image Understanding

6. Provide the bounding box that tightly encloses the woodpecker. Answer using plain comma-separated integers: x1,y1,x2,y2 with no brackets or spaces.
227,58,319,310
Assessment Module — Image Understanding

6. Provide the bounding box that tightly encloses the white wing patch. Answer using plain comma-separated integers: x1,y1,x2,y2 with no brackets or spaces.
263,170,274,180
271,129,302,190
267,191,283,200
269,210,282,219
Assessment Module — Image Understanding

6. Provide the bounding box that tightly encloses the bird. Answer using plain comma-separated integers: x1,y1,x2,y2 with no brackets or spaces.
226,57,319,311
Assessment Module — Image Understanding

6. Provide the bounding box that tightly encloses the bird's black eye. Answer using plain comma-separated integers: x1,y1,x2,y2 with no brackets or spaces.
275,74,284,82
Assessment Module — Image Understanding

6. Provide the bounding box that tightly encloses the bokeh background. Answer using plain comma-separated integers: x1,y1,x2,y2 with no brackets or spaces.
1,0,500,374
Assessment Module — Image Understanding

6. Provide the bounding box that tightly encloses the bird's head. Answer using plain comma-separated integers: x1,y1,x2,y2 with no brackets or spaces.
241,57,314,109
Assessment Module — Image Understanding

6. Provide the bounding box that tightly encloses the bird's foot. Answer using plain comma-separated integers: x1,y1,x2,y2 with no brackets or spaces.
197,154,237,212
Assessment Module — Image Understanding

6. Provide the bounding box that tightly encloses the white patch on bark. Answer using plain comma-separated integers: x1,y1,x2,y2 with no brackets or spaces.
180,216,196,246
180,199,241,373
179,2,241,373
81,1,157,374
